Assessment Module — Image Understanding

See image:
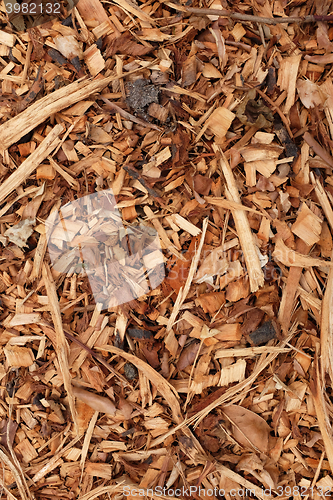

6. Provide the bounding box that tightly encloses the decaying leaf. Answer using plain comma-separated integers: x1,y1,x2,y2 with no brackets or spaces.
1,0,333,494
4,218,35,248
222,404,271,453
297,79,325,109
73,386,116,416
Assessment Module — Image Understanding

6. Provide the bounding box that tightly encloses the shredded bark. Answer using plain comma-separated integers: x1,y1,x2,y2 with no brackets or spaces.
1,0,333,498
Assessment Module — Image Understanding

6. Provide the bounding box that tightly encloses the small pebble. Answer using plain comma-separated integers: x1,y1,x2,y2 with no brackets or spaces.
249,320,277,345
124,362,138,380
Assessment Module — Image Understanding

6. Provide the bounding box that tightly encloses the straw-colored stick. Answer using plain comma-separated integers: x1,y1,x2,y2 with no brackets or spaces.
42,263,79,435
0,123,64,205
214,146,264,292
0,65,153,150
311,172,333,383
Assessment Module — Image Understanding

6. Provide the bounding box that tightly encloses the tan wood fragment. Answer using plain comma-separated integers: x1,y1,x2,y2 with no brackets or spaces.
311,172,333,383
310,367,333,474
277,54,302,113
291,203,322,246
0,123,64,205
32,436,81,482
144,206,186,260
0,68,148,151
206,107,235,139
167,218,208,331
273,238,331,268
4,345,34,367
214,146,264,292
42,263,79,435
278,239,311,333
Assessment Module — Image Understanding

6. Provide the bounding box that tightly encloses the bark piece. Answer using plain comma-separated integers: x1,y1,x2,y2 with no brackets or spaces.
249,320,277,345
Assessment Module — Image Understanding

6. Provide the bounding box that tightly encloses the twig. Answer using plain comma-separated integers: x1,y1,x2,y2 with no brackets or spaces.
100,97,162,131
63,328,132,388
165,3,333,25
123,165,166,206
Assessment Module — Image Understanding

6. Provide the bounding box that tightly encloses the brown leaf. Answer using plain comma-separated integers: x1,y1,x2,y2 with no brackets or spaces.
73,386,116,416
193,174,213,195
222,404,271,453
181,53,198,87
141,345,160,369
166,235,199,292
171,128,190,167
106,32,153,57
200,434,220,453
0,419,18,450
177,342,200,371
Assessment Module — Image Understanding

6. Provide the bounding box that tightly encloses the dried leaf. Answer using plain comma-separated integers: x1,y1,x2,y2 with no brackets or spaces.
222,404,271,453
297,79,325,109
73,386,116,416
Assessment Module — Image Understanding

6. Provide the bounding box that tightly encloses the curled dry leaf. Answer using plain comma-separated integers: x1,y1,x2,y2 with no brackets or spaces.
100,345,183,423
177,342,201,371
54,36,83,60
4,218,35,248
273,237,333,268
316,22,333,51
296,79,325,109
72,386,116,416
222,404,271,453
0,419,18,450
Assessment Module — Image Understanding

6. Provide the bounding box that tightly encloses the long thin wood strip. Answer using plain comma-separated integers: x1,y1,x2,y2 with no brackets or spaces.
150,331,295,448
278,173,326,334
311,172,333,229
166,218,208,331
32,436,81,482
79,484,127,500
165,2,333,25
143,205,186,260
278,239,311,333
42,263,79,435
320,258,333,383
0,123,64,204
29,232,47,282
61,327,131,387
80,411,99,471
228,124,259,152
310,365,333,474
215,464,271,500
205,196,266,216
48,156,78,187
311,172,333,383
214,146,264,292
0,65,154,150
30,200,61,283
0,447,30,500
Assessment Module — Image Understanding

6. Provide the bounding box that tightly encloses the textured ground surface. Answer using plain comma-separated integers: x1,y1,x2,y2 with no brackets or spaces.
1,0,333,498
